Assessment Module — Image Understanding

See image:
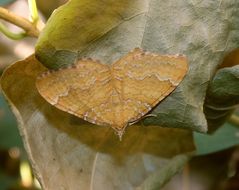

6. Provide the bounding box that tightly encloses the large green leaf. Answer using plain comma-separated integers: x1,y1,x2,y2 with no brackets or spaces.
0,56,195,190
35,0,239,132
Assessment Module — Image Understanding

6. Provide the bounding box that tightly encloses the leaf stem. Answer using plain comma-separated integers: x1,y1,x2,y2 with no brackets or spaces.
136,154,192,190
28,0,39,24
0,7,39,38
0,22,26,40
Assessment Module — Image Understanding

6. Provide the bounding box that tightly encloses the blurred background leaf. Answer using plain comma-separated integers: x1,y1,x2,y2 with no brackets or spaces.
0,93,23,148
0,0,15,6
194,121,239,156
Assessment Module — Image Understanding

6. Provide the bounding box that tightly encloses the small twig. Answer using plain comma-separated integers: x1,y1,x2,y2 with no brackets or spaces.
0,7,39,38
228,114,239,127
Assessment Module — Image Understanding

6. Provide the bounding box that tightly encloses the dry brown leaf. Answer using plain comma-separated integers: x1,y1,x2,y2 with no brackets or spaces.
1,55,194,189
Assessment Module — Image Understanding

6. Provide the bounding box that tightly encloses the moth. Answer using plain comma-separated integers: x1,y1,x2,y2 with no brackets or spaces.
36,48,188,138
